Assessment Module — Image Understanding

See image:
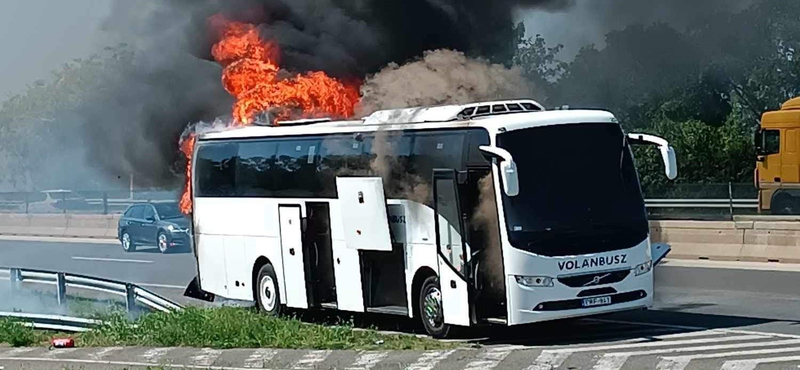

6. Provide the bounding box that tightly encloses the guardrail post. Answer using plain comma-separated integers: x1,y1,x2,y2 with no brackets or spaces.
9,268,21,292
728,182,734,220
62,192,67,214
125,283,138,317
103,192,108,215
56,273,67,307
24,192,29,214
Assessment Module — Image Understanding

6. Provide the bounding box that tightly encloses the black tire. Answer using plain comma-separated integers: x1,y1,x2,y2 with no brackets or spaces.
419,275,453,339
772,194,796,215
255,263,282,316
157,231,170,254
121,231,136,252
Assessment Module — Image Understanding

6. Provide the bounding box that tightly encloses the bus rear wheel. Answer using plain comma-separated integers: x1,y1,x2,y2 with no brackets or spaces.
419,276,453,339
255,263,282,316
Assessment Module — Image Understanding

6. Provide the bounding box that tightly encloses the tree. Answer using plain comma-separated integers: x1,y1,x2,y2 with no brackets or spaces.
513,23,568,101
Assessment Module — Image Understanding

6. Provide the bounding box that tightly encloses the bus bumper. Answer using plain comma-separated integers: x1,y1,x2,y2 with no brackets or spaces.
506,270,654,326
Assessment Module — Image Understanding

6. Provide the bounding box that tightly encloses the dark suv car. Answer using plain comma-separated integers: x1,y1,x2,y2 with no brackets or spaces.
118,202,191,253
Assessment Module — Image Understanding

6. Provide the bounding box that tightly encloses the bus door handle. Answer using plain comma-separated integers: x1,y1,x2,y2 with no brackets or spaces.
450,280,456,289
289,248,295,256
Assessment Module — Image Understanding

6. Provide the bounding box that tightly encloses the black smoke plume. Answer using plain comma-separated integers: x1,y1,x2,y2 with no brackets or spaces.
82,0,570,188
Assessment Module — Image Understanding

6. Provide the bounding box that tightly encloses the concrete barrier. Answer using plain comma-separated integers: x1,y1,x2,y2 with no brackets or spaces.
0,214,120,240
650,220,800,263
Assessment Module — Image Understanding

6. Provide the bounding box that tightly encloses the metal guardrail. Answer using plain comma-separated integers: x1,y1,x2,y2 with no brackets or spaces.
0,267,182,331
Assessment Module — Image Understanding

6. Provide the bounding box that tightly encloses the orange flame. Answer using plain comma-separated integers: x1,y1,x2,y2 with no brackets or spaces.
179,15,360,214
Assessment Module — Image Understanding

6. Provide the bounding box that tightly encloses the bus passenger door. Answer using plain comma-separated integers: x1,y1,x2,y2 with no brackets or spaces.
433,170,471,326
278,205,308,309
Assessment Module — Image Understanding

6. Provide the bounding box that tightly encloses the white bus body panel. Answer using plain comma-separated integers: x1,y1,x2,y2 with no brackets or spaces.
336,177,393,251
278,206,308,309
328,200,365,312
194,198,288,303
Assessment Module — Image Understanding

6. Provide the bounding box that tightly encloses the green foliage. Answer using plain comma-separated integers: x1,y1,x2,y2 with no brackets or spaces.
0,318,38,347
78,307,453,350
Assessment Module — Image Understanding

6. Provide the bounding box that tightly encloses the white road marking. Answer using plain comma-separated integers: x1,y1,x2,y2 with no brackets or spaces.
0,235,119,245
345,351,389,370
464,346,517,370
244,348,277,368
41,348,78,358
722,356,800,370
88,347,123,360
0,357,254,370
594,339,800,370
292,350,331,370
657,346,800,370
532,334,765,369
141,347,174,363
405,350,457,370
587,317,800,340
71,256,154,264
190,348,223,366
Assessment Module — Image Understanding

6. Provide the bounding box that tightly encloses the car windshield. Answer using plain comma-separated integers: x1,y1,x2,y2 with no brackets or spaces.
496,122,648,257
154,203,183,219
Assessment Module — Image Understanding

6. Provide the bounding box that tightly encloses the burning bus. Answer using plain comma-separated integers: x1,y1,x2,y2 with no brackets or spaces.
182,99,677,338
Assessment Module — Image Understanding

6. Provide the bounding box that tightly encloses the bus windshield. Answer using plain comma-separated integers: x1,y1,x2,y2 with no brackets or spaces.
496,122,648,257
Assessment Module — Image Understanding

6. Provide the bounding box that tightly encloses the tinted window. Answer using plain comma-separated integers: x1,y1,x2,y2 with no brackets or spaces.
521,102,538,111
124,206,137,217
128,205,144,219
409,132,466,205
154,203,182,219
507,103,524,112
142,205,156,220
492,105,508,113
237,140,278,196
765,130,780,155
273,139,321,196
465,130,491,167
319,135,370,197
476,106,490,115
196,143,238,197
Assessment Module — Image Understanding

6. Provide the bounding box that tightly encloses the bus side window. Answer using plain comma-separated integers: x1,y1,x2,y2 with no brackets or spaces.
237,140,279,196
410,132,466,205
318,135,370,197
196,143,238,197
274,139,323,197
764,130,781,155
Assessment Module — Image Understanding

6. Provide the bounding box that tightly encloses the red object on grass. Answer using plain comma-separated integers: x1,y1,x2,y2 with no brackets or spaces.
51,338,75,348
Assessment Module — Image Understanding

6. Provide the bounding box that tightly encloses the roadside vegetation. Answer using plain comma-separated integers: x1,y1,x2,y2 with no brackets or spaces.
0,307,454,350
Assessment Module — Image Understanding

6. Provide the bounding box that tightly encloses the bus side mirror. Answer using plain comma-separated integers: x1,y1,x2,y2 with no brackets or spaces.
479,146,519,197
627,133,678,181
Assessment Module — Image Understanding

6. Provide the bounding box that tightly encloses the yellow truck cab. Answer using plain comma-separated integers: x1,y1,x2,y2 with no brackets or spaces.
756,97,800,214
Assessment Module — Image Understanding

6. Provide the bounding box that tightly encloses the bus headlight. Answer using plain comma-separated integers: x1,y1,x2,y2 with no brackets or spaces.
634,260,652,276
515,276,554,288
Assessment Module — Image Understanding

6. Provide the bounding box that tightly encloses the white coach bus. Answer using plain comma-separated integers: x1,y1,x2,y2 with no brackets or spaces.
184,100,677,338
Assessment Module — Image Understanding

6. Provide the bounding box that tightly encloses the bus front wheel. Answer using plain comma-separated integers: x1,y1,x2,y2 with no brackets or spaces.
419,276,453,339
255,263,282,316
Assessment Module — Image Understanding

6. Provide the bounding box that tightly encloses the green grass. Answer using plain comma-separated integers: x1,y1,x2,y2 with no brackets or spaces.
78,307,454,350
0,318,43,347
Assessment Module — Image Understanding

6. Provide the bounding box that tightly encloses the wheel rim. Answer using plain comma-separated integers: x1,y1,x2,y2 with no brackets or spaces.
259,275,277,312
122,233,131,251
423,286,444,330
158,234,168,252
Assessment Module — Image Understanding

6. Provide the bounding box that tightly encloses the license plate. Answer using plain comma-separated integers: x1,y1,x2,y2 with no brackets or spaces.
581,296,612,308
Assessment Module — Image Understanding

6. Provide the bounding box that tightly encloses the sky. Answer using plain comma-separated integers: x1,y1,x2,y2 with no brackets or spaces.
0,0,111,99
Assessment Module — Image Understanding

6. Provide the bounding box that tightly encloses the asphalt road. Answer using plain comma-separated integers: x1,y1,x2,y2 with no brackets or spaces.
1,236,800,369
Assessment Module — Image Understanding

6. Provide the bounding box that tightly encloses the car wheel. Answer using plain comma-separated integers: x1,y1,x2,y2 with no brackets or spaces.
157,232,170,254
121,231,136,252
255,263,282,316
419,275,453,339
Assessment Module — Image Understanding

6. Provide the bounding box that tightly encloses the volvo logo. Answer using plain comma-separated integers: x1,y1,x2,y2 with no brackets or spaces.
583,273,611,287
